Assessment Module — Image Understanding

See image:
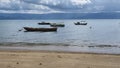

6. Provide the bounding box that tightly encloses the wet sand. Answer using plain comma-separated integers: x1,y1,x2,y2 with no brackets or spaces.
0,50,120,68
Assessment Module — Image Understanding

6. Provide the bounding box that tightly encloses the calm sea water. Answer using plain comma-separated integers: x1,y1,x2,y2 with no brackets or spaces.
0,19,120,54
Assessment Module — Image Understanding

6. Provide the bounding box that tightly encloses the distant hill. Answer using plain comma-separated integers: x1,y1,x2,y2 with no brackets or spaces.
0,12,120,20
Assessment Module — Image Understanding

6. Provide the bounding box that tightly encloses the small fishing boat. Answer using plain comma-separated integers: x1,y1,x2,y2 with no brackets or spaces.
74,21,87,25
38,22,50,25
24,27,57,32
50,23,65,27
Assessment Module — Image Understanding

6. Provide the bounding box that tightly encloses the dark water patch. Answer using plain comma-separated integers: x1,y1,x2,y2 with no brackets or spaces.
96,45,118,47
88,46,95,48
88,44,118,48
83,40,90,42
72,45,79,46
0,42,71,47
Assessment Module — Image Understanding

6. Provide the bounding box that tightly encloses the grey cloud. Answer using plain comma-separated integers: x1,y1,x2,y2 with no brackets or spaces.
0,0,120,14
90,0,120,12
0,0,54,13
22,0,92,11
0,0,21,10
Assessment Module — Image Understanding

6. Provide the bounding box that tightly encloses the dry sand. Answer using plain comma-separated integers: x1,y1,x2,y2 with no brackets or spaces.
0,50,120,68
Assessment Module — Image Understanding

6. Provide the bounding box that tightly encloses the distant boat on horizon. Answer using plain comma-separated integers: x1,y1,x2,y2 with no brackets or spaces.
74,21,87,25
50,23,65,27
38,21,50,25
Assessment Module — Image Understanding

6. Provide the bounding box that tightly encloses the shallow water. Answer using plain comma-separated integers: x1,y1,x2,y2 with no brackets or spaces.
0,19,120,54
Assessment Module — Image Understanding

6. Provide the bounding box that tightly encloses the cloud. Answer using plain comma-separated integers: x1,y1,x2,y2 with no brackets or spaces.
0,0,20,10
0,0,120,14
0,0,57,14
23,0,91,11
90,0,120,12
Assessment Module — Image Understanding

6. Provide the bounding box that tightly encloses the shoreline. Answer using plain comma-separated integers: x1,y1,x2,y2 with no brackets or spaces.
0,49,120,55
0,50,120,68
0,42,120,55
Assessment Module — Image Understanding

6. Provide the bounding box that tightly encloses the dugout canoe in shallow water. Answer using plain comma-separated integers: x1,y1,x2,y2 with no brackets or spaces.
24,27,57,32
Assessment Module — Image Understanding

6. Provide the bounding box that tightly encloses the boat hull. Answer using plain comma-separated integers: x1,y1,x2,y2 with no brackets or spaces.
74,23,87,25
38,22,50,25
24,27,57,32
50,23,65,27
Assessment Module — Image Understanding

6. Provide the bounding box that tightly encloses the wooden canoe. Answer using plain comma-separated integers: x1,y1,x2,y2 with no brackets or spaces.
38,22,50,25
50,23,65,27
74,22,87,25
24,27,57,32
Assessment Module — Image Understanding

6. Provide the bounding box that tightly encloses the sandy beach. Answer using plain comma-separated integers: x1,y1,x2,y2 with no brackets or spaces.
0,50,119,68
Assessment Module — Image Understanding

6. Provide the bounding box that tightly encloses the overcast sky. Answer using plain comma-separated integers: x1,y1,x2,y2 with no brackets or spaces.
0,0,120,14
